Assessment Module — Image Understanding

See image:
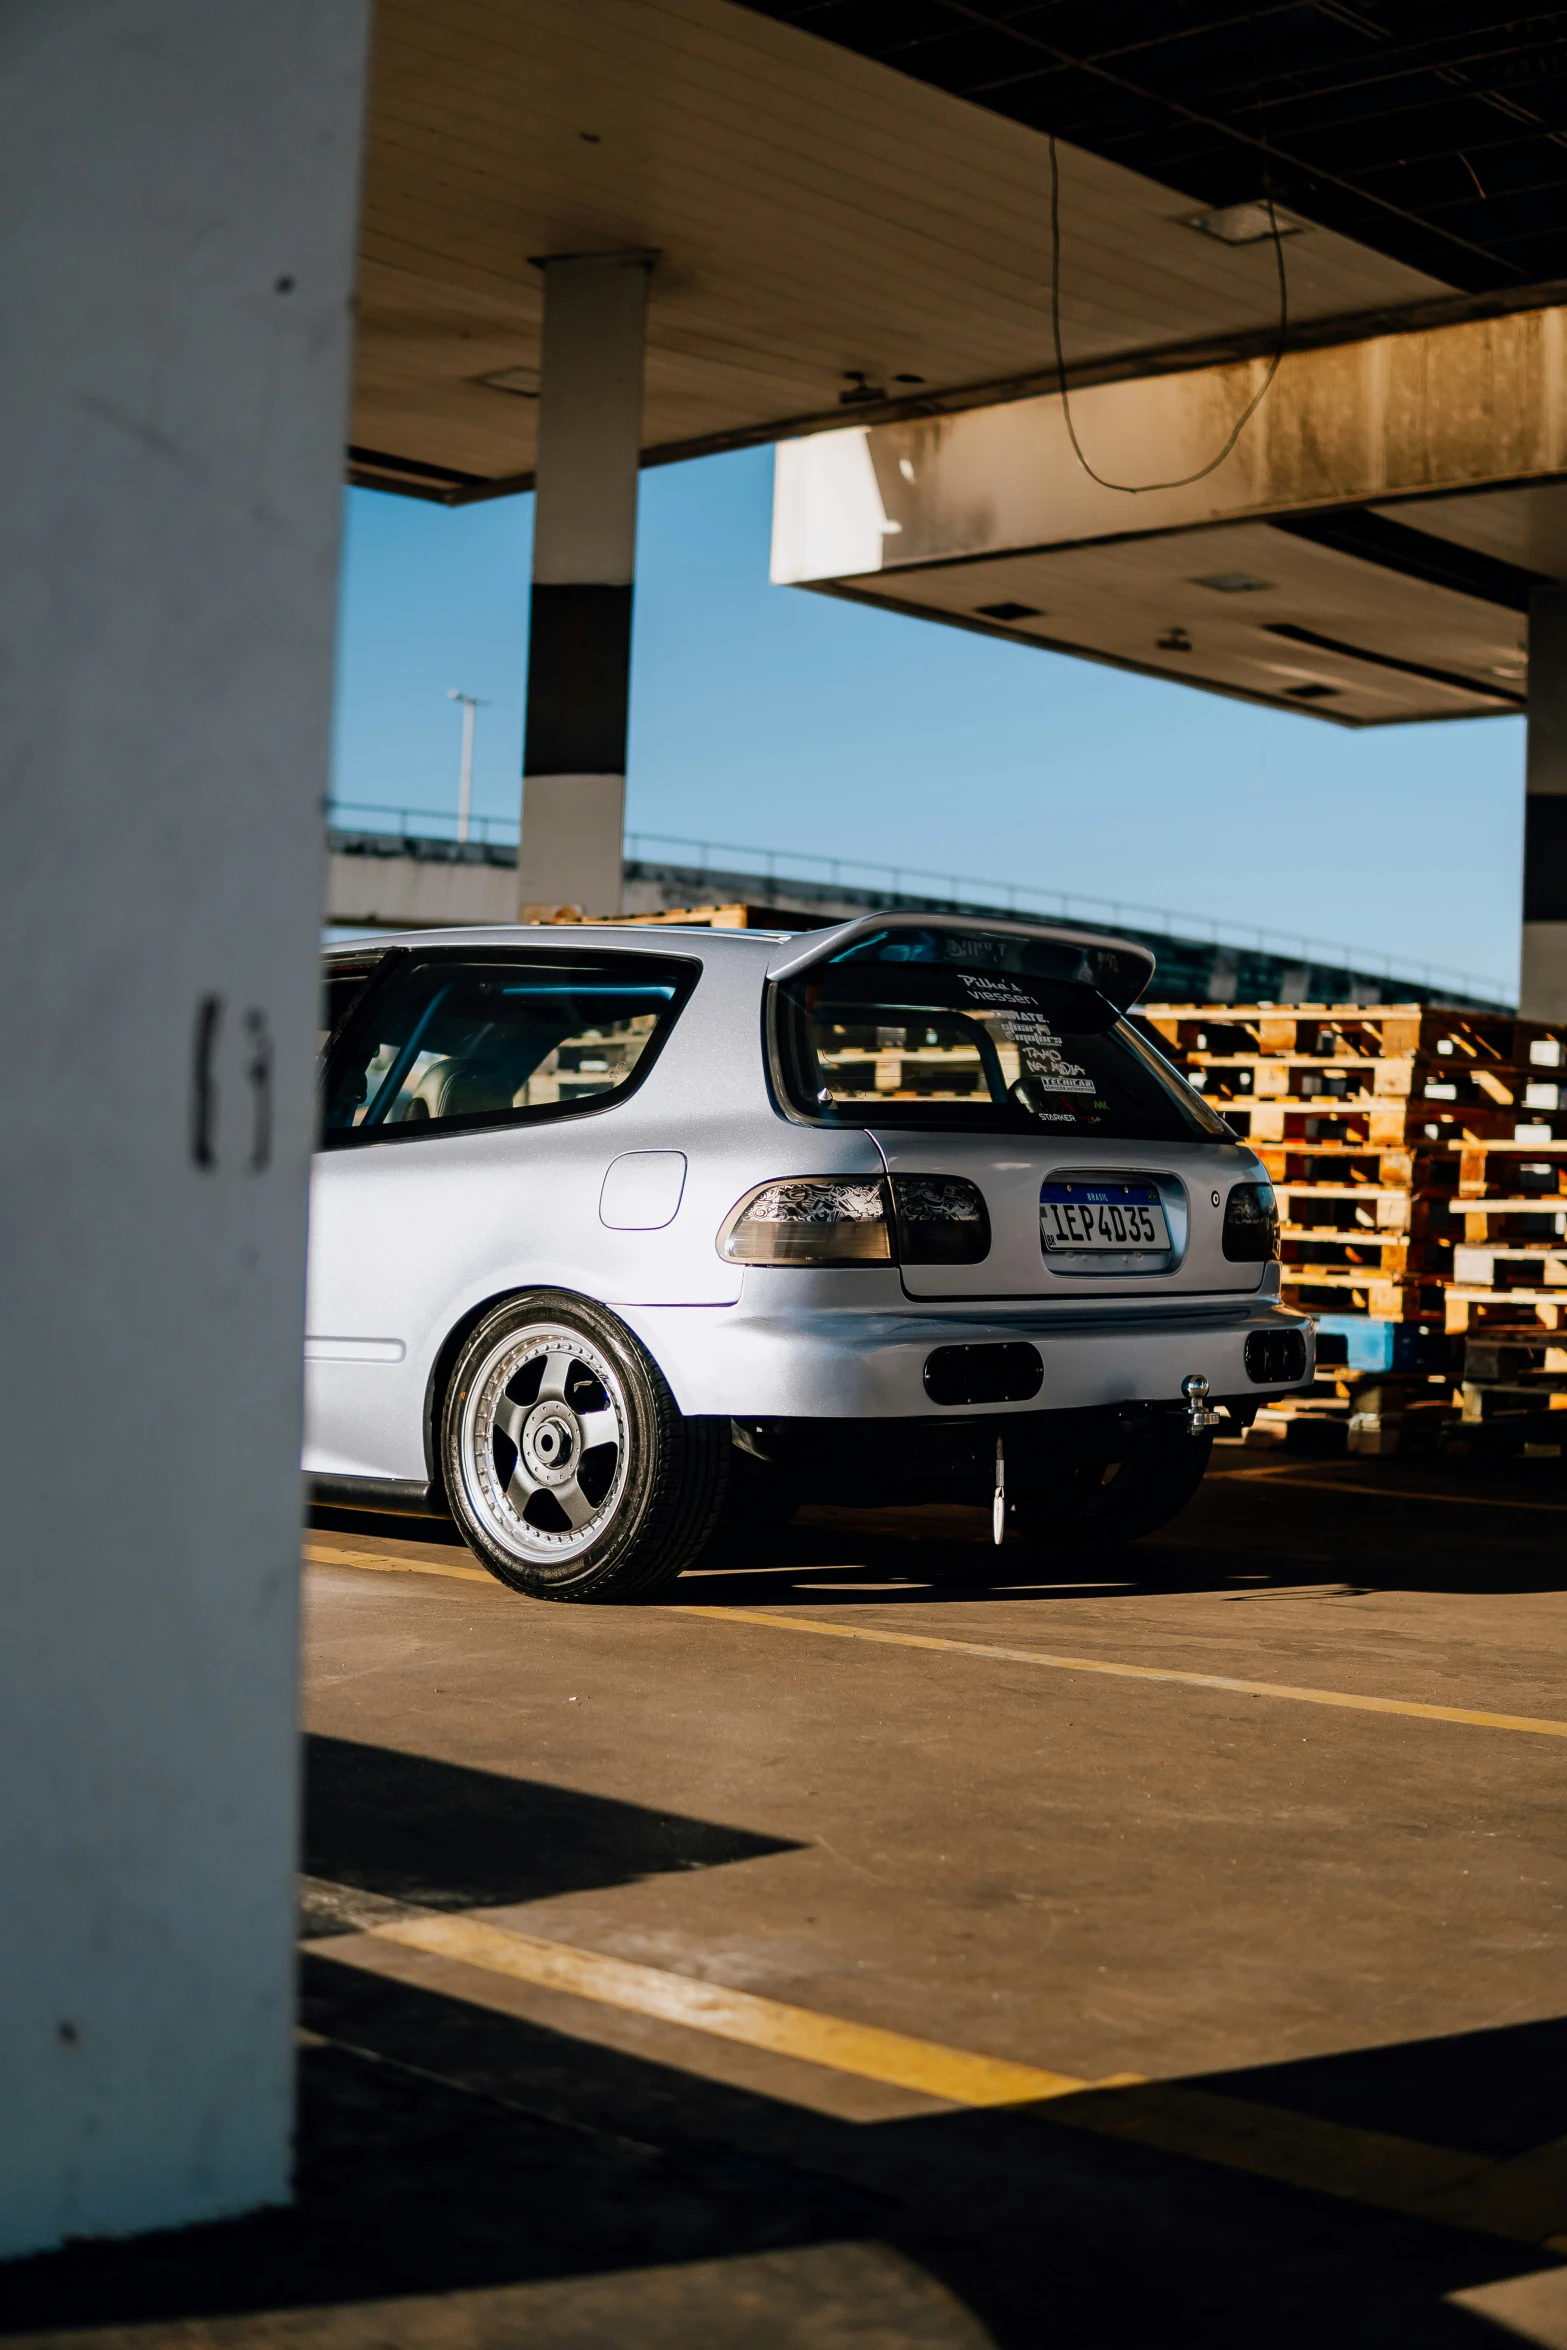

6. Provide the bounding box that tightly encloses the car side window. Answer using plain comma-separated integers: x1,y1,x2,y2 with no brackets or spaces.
320,951,694,1145
319,957,383,1057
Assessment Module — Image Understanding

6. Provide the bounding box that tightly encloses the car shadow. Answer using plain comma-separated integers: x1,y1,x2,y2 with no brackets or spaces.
305,1476,1567,1607
308,1500,471,1547
677,1479,1567,1605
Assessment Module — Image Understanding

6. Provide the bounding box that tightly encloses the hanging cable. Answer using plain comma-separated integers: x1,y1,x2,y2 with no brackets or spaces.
1048,134,1290,494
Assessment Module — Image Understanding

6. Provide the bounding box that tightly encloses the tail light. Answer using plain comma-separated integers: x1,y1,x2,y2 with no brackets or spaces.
1223,1182,1280,1262
720,1178,892,1264
890,1175,990,1264
719,1175,988,1267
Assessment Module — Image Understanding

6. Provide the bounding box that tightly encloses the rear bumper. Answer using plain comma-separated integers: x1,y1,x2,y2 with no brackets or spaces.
621,1292,1313,1421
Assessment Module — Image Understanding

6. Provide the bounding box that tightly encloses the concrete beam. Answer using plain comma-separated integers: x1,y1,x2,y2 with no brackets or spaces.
770,308,1558,727
0,0,368,2256
774,306,1567,582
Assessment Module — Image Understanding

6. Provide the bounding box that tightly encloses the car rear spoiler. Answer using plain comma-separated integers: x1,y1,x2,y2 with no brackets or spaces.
764,910,1157,1011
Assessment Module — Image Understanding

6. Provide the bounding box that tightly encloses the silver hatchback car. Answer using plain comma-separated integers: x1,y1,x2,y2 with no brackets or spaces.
309,913,1313,1598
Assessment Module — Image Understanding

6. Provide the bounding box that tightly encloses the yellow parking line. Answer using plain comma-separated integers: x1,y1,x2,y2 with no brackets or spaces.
1050,2082,1567,2251
331,1909,1124,2107
303,1541,491,1586
671,1606,1567,1741
310,1908,1567,2251
1210,1472,1567,1513
303,1551,1567,1740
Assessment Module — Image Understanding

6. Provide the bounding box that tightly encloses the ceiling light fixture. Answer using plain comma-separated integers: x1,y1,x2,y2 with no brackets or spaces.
976,602,1042,622
1186,202,1307,246
1192,572,1275,594
477,365,539,398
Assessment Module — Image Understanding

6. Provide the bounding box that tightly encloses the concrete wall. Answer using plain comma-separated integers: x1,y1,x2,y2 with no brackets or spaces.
329,847,519,930
0,0,368,2255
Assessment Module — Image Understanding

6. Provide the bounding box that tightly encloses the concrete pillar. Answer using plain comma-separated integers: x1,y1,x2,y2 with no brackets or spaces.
518,253,653,918
1523,590,1567,1020
0,0,368,2257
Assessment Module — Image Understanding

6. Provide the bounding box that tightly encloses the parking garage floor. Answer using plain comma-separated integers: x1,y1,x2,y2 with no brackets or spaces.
8,1453,1567,2348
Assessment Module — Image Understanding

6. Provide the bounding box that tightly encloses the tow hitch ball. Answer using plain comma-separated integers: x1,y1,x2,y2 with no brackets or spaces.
1182,1374,1222,1437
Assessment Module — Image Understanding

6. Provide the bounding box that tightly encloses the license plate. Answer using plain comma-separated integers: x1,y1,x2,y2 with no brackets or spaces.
1041,1180,1170,1254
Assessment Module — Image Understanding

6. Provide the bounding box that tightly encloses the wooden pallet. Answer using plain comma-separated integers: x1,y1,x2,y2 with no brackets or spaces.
1282,1238,1411,1275
1453,1141,1567,1194
1445,1289,1567,1334
582,901,872,932
1255,1141,1567,1192
1273,1179,1410,1222
1232,1104,1528,1147
1068,998,1556,1346
1196,1066,1548,1110
1465,1334,1567,1379
1243,1374,1457,1457
1143,1002,1565,1070
1282,1278,1447,1321
1143,1004,1565,1177
1282,1194,1565,1271
1257,1146,1464,1193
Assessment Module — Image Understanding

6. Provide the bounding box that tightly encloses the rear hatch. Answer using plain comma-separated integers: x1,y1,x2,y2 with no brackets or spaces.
768,920,1262,1303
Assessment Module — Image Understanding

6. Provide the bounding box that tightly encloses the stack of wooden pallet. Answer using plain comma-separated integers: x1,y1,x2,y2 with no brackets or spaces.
1138,1000,1567,1452
1453,1331,1567,1459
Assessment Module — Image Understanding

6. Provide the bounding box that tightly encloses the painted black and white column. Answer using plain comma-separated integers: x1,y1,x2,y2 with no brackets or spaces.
519,252,653,917
1523,589,1567,1021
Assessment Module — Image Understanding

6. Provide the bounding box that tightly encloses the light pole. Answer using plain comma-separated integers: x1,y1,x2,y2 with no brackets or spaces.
447,689,488,843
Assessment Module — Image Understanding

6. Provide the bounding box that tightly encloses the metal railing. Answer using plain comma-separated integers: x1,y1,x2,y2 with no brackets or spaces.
330,798,523,851
327,801,1513,1000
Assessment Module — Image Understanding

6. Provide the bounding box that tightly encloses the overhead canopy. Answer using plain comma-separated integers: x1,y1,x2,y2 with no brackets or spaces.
737,4,1567,295
771,305,1565,724
351,0,1463,502
353,0,1567,723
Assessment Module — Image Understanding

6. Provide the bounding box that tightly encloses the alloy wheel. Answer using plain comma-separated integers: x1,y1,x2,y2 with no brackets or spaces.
459,1323,630,1565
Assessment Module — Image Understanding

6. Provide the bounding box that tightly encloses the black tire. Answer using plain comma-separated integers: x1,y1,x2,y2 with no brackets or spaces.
441,1291,727,1601
1010,1428,1214,1547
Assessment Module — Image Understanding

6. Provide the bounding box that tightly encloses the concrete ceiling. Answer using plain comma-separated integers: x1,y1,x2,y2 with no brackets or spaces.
737,2,1567,295
814,503,1534,725
352,0,1565,733
350,0,1453,500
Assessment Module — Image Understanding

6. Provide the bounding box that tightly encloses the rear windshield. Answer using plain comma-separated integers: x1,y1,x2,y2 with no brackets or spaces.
321,949,695,1145
772,960,1230,1141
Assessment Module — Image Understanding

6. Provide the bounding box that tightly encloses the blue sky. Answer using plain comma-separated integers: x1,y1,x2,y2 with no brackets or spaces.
332,445,1525,998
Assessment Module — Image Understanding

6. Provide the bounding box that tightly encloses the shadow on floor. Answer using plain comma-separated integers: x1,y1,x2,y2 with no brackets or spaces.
302,1734,802,1922
5,1958,1563,2349
309,1463,1567,1608
678,1471,1567,1605
309,1502,470,1548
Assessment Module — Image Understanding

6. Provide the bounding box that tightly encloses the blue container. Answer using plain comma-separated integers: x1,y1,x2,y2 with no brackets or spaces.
1313,1315,1448,1374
